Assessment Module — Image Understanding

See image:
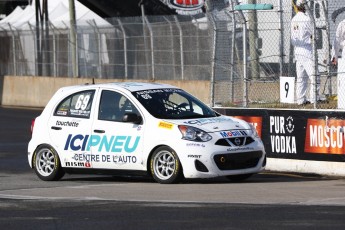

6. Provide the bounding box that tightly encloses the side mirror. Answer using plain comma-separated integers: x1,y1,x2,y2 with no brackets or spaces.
122,113,142,124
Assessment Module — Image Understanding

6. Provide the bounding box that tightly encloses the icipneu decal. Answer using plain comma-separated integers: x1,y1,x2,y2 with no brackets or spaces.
64,134,140,153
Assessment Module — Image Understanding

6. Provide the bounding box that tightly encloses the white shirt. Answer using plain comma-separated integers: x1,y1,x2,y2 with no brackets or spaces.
290,11,313,61
331,20,345,61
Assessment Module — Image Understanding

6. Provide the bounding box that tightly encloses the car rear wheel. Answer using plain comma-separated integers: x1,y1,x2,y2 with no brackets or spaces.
150,146,183,184
226,173,253,182
33,145,65,181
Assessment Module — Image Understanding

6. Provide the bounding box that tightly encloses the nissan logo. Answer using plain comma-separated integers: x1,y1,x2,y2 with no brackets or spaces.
234,138,241,146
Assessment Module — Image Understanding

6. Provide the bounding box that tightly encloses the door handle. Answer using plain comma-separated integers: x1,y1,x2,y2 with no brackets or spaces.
51,126,62,130
94,129,105,133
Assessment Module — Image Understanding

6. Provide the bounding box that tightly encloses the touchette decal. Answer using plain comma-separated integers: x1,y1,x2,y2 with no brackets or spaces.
56,120,79,127
305,118,345,154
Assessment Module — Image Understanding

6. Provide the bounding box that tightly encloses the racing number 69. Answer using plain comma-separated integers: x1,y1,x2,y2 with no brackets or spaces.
75,94,90,110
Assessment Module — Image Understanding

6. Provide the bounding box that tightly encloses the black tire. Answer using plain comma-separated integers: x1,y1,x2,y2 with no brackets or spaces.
32,145,65,181
226,173,253,182
150,146,183,184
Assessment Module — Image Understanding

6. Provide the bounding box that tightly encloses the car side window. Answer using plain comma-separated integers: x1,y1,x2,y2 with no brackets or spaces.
99,90,140,122
54,90,95,118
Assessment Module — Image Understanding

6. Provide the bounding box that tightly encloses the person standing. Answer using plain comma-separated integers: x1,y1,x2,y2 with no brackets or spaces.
331,19,345,66
331,19,345,108
290,0,321,105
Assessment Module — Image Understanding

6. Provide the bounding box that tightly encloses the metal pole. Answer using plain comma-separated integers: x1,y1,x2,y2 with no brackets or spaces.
28,23,38,76
35,0,42,76
8,24,16,76
305,3,318,109
322,0,331,96
69,0,78,77
164,17,176,80
225,8,236,103
144,17,155,80
174,16,184,80
278,0,284,76
117,19,128,79
43,0,50,76
248,0,259,80
235,0,249,107
209,14,217,107
48,23,57,77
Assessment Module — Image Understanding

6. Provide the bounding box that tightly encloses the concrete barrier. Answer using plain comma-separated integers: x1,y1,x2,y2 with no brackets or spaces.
0,76,211,108
215,107,345,177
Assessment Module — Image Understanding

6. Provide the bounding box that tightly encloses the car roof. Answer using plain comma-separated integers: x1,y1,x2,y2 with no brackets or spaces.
59,82,179,93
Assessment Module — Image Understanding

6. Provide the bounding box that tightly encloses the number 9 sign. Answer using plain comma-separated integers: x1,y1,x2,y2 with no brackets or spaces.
280,76,295,103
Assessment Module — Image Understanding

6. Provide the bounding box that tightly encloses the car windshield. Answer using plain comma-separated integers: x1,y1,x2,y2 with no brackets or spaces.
132,88,218,119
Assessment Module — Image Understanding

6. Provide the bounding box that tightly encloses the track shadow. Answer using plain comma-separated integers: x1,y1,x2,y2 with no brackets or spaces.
59,170,335,184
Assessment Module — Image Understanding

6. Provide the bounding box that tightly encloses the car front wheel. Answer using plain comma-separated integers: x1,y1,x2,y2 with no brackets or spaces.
150,146,183,184
33,145,65,181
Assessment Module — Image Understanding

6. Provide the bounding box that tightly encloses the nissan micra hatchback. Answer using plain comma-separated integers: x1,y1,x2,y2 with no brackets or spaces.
28,82,266,184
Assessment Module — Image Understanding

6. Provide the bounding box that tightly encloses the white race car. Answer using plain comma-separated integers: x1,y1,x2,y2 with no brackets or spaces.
28,82,266,184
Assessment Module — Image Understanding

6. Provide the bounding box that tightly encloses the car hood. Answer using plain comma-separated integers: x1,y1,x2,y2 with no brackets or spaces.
164,116,251,133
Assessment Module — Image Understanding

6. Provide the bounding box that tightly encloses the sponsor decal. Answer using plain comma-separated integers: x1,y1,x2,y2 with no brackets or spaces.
218,130,248,138
184,117,232,126
72,153,100,162
112,155,137,164
187,154,201,158
135,88,183,100
158,121,173,130
56,120,79,127
56,110,68,116
233,116,263,138
269,116,296,154
226,147,255,152
65,161,92,168
64,134,140,153
305,117,345,154
70,109,90,117
186,143,205,147
164,0,205,15
70,153,137,164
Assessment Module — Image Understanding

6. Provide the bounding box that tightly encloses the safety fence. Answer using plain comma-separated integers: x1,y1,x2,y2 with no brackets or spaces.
0,0,344,109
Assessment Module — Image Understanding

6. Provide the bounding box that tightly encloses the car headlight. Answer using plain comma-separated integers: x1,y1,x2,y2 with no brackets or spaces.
249,123,259,138
178,125,212,142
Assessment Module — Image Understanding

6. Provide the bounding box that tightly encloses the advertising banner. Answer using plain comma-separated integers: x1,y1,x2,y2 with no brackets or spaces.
215,108,345,163
161,0,205,15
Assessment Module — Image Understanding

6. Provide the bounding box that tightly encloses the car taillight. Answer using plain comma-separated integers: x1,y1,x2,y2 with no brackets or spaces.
31,118,36,134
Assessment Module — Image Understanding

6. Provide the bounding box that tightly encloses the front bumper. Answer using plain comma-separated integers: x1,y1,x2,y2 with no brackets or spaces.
175,139,266,179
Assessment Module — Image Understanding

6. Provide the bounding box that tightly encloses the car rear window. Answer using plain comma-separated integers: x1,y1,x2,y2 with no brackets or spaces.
54,90,95,118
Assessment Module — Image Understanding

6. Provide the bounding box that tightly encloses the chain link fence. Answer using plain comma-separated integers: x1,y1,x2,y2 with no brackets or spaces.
0,0,344,109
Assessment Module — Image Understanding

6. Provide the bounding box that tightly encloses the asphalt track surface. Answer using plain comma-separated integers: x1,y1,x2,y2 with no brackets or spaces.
1,106,345,230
